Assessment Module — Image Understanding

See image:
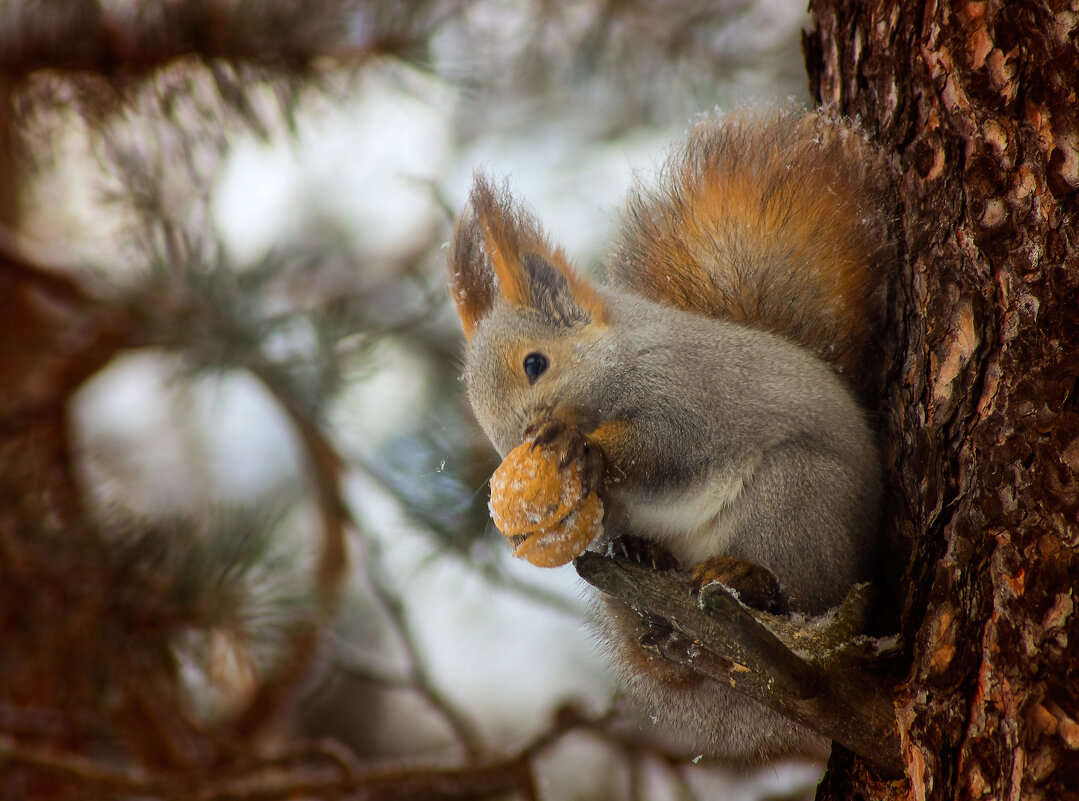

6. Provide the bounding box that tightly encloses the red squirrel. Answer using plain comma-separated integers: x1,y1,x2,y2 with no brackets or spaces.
446,108,892,763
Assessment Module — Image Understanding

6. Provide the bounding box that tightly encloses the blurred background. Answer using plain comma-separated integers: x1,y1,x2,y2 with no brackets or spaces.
0,2,822,798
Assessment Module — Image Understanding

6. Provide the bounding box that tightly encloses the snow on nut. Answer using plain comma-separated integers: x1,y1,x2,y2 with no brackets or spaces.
489,437,604,567
511,490,604,567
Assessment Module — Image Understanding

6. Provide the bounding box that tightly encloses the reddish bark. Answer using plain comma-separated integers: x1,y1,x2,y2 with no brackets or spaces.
805,2,1079,799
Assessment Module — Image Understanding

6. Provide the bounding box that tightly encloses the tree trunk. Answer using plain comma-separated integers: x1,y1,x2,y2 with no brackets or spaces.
804,2,1079,799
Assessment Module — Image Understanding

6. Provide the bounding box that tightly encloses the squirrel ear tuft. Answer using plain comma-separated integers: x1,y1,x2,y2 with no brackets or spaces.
447,173,606,339
447,187,496,341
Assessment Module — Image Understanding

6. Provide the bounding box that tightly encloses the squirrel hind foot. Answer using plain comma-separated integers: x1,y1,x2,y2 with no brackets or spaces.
690,556,789,615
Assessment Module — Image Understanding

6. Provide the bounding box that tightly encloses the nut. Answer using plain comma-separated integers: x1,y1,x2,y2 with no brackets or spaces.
489,439,585,537
489,437,604,567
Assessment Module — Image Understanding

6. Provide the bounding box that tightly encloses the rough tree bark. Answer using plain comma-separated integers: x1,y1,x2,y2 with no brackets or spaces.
803,2,1079,800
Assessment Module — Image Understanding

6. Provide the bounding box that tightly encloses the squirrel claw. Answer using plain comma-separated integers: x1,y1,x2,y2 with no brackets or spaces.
580,445,604,497
524,419,604,495
610,534,680,572
527,419,583,464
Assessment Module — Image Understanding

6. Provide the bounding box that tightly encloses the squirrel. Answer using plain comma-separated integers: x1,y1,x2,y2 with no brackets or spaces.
446,108,893,764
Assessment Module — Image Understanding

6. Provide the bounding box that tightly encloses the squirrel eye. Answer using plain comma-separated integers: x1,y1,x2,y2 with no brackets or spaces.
523,352,549,383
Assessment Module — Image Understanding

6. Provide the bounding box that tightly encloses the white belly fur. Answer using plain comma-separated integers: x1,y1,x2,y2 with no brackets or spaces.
620,452,761,565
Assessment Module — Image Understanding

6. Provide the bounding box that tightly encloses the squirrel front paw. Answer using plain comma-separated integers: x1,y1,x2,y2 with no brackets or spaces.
690,556,788,614
524,418,605,497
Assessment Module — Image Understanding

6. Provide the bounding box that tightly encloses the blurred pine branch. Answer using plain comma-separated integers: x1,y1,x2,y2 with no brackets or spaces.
0,1,812,798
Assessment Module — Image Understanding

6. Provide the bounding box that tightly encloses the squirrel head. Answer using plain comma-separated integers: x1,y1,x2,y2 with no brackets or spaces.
447,174,612,454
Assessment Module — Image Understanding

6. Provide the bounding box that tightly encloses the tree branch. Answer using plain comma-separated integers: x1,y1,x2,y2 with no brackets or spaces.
0,0,426,82
0,238,353,747
574,551,905,777
0,707,616,801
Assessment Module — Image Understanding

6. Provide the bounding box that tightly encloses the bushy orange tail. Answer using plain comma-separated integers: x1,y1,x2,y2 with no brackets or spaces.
609,109,894,381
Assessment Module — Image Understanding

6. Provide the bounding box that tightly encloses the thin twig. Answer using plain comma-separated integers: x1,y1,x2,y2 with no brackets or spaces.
224,737,365,782
231,364,351,739
350,526,485,759
0,734,161,792
246,359,484,757
0,707,618,801
327,637,418,688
